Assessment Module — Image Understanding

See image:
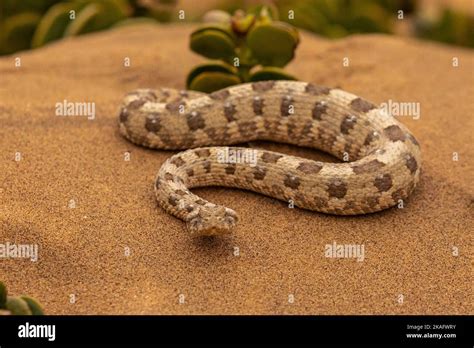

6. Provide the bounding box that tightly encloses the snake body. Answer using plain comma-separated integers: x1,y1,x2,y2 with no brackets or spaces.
118,81,421,236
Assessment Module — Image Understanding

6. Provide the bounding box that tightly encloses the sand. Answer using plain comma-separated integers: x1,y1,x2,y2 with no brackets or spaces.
0,24,472,314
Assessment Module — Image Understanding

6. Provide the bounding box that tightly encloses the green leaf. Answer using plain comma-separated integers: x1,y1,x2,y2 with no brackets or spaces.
6,297,32,315
63,3,102,36
249,67,297,82
31,2,86,48
191,23,235,41
20,296,44,315
247,21,299,67
189,71,241,93
190,28,236,61
64,0,131,36
0,12,41,54
187,62,237,89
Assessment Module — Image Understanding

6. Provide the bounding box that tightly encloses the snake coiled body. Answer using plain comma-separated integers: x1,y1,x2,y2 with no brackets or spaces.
118,81,421,236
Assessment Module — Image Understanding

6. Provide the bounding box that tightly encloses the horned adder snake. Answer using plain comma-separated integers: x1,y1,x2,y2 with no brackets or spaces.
118,81,421,236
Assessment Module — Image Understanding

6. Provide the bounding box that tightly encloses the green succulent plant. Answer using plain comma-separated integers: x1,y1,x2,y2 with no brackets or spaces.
0,281,44,315
187,6,299,93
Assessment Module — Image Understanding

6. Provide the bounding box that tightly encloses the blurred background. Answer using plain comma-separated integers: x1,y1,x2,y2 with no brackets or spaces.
0,0,473,55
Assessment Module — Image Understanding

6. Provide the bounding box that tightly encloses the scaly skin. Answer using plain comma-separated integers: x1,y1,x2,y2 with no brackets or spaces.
118,81,421,236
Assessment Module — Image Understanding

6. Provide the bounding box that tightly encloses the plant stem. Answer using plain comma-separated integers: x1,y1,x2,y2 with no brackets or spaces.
239,65,251,82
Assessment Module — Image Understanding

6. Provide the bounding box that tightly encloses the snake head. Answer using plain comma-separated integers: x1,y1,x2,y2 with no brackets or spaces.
186,205,238,237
